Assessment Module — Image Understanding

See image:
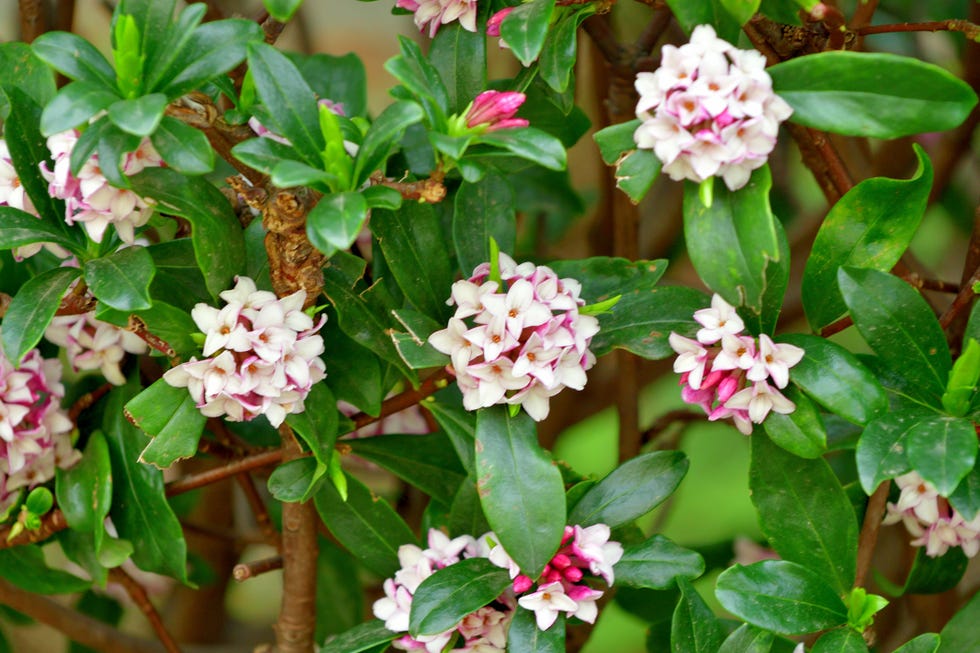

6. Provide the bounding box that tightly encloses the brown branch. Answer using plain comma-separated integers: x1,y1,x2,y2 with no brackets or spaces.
54,0,75,31
127,314,177,358
0,508,67,548
902,274,960,295
640,409,703,447
354,368,452,430
18,0,46,42
855,481,891,588
274,423,317,653
856,19,980,39
234,555,283,582
820,316,853,338
848,0,879,30
259,11,287,45
0,577,166,653
237,472,282,549
939,262,980,331
165,449,284,496
68,382,112,423
109,567,183,653
371,169,447,204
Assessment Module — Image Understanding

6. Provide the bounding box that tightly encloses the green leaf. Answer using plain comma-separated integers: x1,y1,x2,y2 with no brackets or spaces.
802,145,933,330
426,393,477,474
943,338,980,417
150,115,215,175
32,32,117,89
594,120,642,166
672,578,726,653
263,0,303,21
894,634,941,653
539,6,595,93
475,406,565,577
500,0,557,67
103,384,189,582
718,624,775,653
314,472,417,578
0,206,84,255
0,546,90,594
307,191,369,257
508,605,565,652
938,589,980,652
107,93,168,137
429,22,486,115
363,185,402,211
96,300,199,358
716,560,849,635
268,458,322,502
270,160,338,190
384,37,449,129
160,19,264,98
750,432,857,595
762,386,827,458
838,267,951,408
902,547,967,596
352,100,424,186
683,166,780,316
770,51,979,138
448,477,490,538
855,408,934,495
348,433,466,505
232,135,305,176
56,432,113,534
614,535,705,590
247,41,324,167
477,126,567,172
1,267,81,365
408,558,511,637
129,168,245,298
906,415,977,496
0,41,56,113
40,81,121,135
611,147,661,204
315,539,364,643
778,334,888,426
453,173,517,276
124,379,207,469
84,245,156,311
949,457,980,521
319,620,398,653
96,123,142,186
321,317,383,416
812,630,869,653
663,0,745,42
292,52,367,118
568,451,689,528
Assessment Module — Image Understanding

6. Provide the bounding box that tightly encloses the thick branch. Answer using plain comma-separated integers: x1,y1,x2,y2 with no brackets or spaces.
0,509,67,548
18,0,46,42
109,567,183,653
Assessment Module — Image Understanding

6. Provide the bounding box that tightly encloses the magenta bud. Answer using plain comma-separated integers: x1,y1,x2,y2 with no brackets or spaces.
563,566,584,582
550,554,572,569
465,91,527,130
513,575,534,594
487,7,514,37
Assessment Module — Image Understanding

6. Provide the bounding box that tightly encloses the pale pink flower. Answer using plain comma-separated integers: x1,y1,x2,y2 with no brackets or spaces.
517,582,577,630
397,0,477,38
724,380,795,423
746,334,804,389
45,313,148,385
884,471,980,558
693,293,744,344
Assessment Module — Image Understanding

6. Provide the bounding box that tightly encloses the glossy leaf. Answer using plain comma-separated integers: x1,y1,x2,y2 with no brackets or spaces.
263,0,303,21
949,457,980,521
770,52,979,138
812,630,869,653
453,173,517,275
762,386,827,459
160,18,264,98
750,433,857,595
56,432,112,534
448,477,491,538
500,0,557,67
906,415,977,496
0,546,90,594
568,450,689,528
0,206,84,255
96,301,199,358
718,624,775,653
0,41,56,113
475,406,565,577
1,266,80,365
32,32,117,89
663,0,745,42
107,93,168,137
84,246,156,311
40,81,120,135
319,620,398,653
293,52,368,119
838,267,951,408
314,472,417,578
150,115,215,175
802,145,933,330
268,458,322,503
672,578,726,653
716,560,849,635
594,119,641,166
477,127,566,171
614,535,705,590
353,100,424,186
231,136,306,176
855,408,934,495
286,383,339,493
409,558,511,637
683,166,780,315
938,588,980,652
614,148,662,204
893,634,940,653
348,433,466,505
307,191,369,257
508,606,565,652
426,394,477,474
430,22,486,114
778,334,888,426
321,318,383,417
539,6,595,93
124,379,207,469
903,547,968,595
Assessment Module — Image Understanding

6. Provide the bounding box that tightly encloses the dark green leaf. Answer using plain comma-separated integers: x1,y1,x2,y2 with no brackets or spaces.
453,173,517,275
107,93,168,137
812,629,869,653
129,168,245,298
838,267,951,408
268,457,322,503
315,539,364,642
938,589,980,652
352,100,424,186
426,393,477,474
430,22,486,114
615,535,705,589
1,267,81,365
150,115,215,175
762,386,827,459
322,317,383,416
307,191,368,257
475,406,565,577
286,382,339,473
319,620,398,653
448,477,490,538
770,52,979,138
0,546,90,594
96,300,199,358
384,38,449,129
718,624,775,653
903,547,967,595
612,146,661,203
779,334,888,426
32,32,117,89
750,432,857,595
949,457,980,521
160,19,264,98
894,634,941,653
802,145,933,330
40,81,120,135
907,415,977,496
314,472,417,578
392,332,449,369
663,0,745,41
0,206,83,255
124,379,206,469
84,246,156,311
672,578,726,653
855,408,934,495
507,606,565,652
348,433,466,504
363,185,402,210
477,126,566,171
500,0,557,67
568,450,689,528
408,558,511,637
292,52,367,118
539,6,595,93
271,160,338,190
96,124,141,187
683,166,780,315
594,120,642,166
0,41,56,113
716,560,849,635
56,432,112,534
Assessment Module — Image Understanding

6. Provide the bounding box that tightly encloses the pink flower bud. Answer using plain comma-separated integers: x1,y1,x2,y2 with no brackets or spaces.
513,574,534,594
486,7,514,37
465,91,529,131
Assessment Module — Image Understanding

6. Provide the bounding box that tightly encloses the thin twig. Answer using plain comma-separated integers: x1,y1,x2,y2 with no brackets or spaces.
856,19,980,39
855,481,891,588
848,0,880,30
820,316,853,338
939,263,980,331
68,383,112,423
109,567,183,653
371,168,447,203
902,274,960,295
640,409,703,447
0,509,67,549
237,473,282,549
352,368,452,430
233,555,283,582
165,449,284,497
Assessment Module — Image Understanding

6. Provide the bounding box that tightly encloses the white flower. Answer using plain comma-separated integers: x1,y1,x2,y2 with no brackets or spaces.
517,581,578,631
746,334,804,389
724,381,795,424
693,294,744,344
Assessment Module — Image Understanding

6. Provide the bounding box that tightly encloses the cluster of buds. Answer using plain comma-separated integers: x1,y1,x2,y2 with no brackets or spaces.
45,312,148,386
668,294,804,434
633,24,793,191
41,129,162,244
396,0,476,38
428,252,599,422
463,91,529,133
883,471,980,558
372,525,621,651
163,277,326,428
0,346,78,517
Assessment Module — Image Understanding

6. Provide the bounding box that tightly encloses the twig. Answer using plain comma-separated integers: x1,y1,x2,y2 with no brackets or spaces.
856,19,980,39
258,11,287,45
640,409,703,447
902,274,960,295
939,263,980,331
233,555,283,582
0,509,67,549
109,567,183,653
848,0,879,30
68,382,112,423
371,169,447,203
237,473,282,549
855,481,891,588
165,449,284,497
0,577,165,653
352,368,452,430
127,315,177,358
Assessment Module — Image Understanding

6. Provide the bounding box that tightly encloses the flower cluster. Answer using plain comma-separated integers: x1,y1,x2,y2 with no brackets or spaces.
464,91,529,132
428,253,598,421
41,129,162,244
883,471,980,558
1,138,69,261
396,0,476,38
668,294,803,434
372,525,621,651
45,312,148,386
633,24,793,191
163,277,326,428
0,346,78,517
